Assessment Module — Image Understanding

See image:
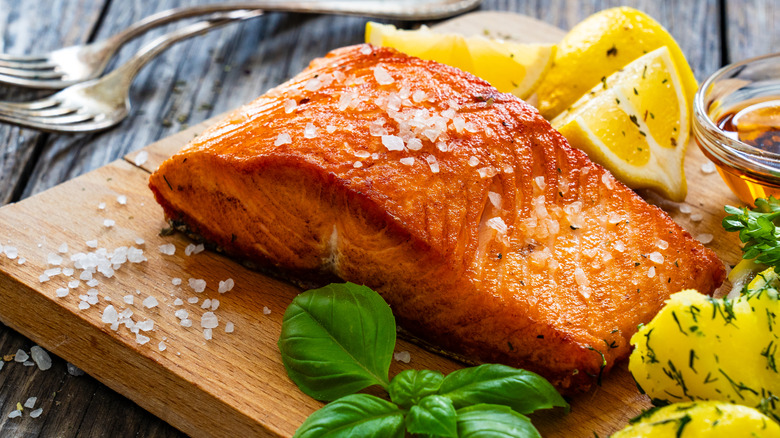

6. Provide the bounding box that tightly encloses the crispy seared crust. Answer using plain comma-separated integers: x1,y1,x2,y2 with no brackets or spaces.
149,44,725,393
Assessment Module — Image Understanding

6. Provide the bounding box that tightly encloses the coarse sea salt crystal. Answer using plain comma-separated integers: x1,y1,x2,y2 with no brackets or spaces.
225,322,235,333
136,334,150,345
400,157,415,166
24,397,37,409
127,246,146,263
135,237,145,245
78,301,90,310
30,408,43,418
656,239,669,250
103,219,115,228
137,320,154,332
39,274,50,283
486,217,507,234
304,76,322,91
263,306,272,315
143,296,159,308
201,312,218,329
691,213,703,222
218,278,234,293
201,298,211,309
7,410,21,419
175,309,189,320
275,133,292,146
79,271,92,281
353,161,363,168
204,328,213,340
393,351,411,363
304,122,318,139
373,65,394,85
189,278,206,293
15,349,29,362
86,239,98,248
184,243,204,256
697,233,714,244
180,319,193,328
158,244,175,255
188,297,199,304
86,279,99,287
134,150,149,166
326,125,336,134
30,346,51,371
426,155,440,173
124,295,134,305
174,298,184,306
67,363,84,376
211,299,220,311
283,99,297,114
382,135,405,151
117,195,127,205
647,266,656,278
613,240,626,252
102,305,118,324
56,288,69,298
17,257,25,265
23,360,35,367
158,341,166,352
4,246,17,259
701,161,716,174
488,192,502,209
58,243,68,253
68,280,79,289
359,44,372,55
406,138,423,151
97,202,106,210
172,277,182,286
649,252,665,264
679,204,692,214
468,156,479,167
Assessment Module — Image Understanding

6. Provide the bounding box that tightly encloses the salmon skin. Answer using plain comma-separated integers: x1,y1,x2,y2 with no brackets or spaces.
149,44,725,393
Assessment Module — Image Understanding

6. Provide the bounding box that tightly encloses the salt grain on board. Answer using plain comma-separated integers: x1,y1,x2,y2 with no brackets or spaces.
136,334,150,345
4,246,17,259
117,195,127,205
134,150,149,166
158,341,166,352
218,278,234,293
211,299,220,311
697,233,714,244
201,298,211,309
86,239,98,248
263,306,271,315
67,363,85,376
188,297,199,304
701,161,716,174
30,408,43,418
143,296,158,308
103,219,115,228
393,351,411,363
56,288,69,298
189,278,206,293
201,312,218,329
225,322,235,333
7,410,21,419
180,319,193,328
58,243,68,253
172,277,182,286
14,349,29,362
204,328,213,341
97,203,106,210
158,244,175,255
23,397,36,409
123,295,134,305
174,298,184,306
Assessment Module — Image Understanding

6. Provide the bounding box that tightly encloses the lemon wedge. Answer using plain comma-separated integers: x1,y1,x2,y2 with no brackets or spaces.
535,6,698,119
365,22,555,99
552,46,688,201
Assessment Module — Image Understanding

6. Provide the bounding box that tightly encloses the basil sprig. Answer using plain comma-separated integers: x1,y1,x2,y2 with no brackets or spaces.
278,283,568,437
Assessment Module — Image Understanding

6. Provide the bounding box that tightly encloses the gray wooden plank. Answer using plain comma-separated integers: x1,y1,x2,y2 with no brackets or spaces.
0,1,722,437
725,0,779,63
0,0,105,205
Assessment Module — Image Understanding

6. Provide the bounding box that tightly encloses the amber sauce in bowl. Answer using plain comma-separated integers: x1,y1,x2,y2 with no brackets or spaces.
694,54,780,206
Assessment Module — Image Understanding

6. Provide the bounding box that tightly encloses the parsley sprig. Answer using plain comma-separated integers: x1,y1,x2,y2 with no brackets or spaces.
723,196,780,271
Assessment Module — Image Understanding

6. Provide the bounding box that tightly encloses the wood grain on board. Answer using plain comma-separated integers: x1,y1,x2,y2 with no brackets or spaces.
0,4,749,438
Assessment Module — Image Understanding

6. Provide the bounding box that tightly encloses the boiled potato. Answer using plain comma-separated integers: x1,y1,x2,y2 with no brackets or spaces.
628,279,779,422
612,401,780,437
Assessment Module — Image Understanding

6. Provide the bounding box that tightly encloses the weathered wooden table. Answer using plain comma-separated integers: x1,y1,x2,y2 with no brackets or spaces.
0,0,776,436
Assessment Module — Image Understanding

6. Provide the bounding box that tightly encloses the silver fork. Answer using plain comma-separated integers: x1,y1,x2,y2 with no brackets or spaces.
0,0,482,89
0,9,264,133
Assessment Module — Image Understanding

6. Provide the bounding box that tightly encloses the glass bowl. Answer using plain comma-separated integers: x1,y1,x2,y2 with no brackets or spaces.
693,52,780,206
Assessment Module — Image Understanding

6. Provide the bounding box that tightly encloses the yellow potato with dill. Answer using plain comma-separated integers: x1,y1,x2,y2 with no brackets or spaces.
628,283,779,422
612,401,780,437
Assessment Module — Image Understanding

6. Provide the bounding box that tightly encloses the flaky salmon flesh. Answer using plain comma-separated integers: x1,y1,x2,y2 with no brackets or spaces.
149,44,725,393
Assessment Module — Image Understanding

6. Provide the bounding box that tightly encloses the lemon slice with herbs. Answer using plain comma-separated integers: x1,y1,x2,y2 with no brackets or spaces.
535,6,698,119
552,46,688,201
365,22,555,99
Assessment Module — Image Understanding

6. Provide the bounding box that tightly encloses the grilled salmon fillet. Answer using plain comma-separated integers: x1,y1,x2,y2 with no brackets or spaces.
149,44,725,392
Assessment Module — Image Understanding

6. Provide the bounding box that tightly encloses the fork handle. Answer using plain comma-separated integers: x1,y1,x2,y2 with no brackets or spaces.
106,0,480,48
101,10,264,96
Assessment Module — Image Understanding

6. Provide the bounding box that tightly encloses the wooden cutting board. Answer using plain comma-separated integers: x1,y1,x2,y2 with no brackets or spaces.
0,11,744,438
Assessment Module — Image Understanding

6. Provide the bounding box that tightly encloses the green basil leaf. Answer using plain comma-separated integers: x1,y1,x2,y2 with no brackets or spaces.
456,404,541,438
438,364,568,414
389,369,444,408
405,394,458,438
293,394,405,438
278,282,395,401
